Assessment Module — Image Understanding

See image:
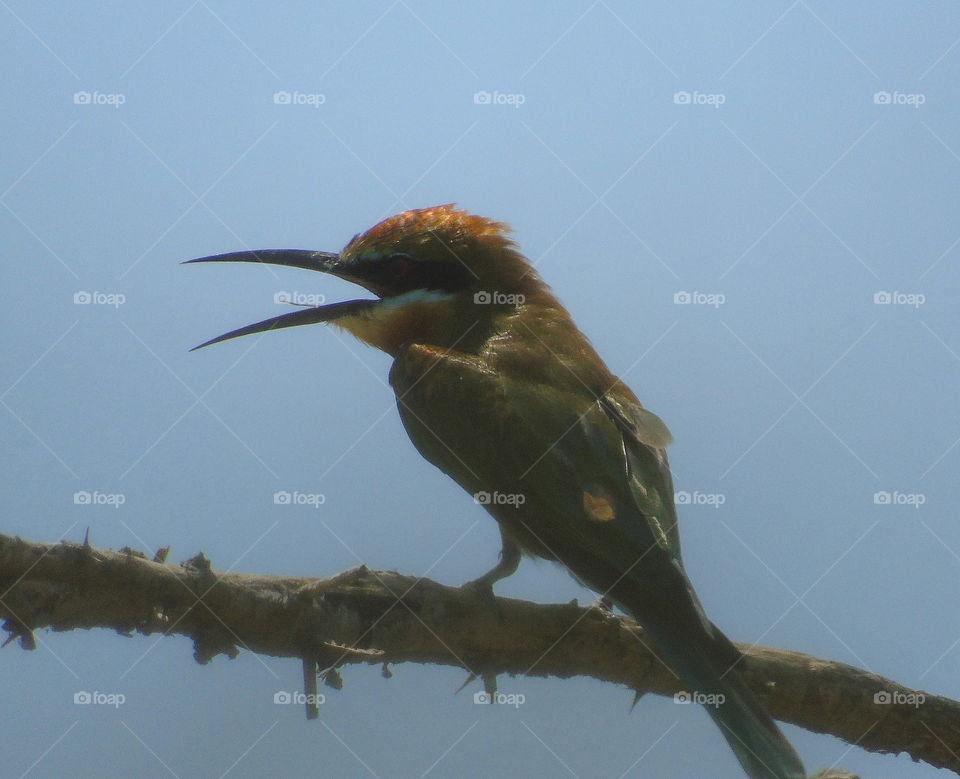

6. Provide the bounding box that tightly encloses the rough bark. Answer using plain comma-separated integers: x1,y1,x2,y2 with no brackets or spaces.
0,533,955,775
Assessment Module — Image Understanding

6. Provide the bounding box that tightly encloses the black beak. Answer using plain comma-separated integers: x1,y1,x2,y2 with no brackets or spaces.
185,249,376,350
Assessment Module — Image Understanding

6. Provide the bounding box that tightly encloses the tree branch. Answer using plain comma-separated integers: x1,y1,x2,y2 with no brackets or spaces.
0,533,955,774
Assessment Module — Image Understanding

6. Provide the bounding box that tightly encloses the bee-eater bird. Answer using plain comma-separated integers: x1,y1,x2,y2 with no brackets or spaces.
187,205,805,779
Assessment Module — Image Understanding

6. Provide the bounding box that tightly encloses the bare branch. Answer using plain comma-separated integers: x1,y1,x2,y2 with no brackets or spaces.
0,533,955,773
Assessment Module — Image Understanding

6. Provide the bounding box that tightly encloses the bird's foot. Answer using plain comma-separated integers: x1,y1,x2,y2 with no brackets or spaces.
588,595,615,614
461,576,505,618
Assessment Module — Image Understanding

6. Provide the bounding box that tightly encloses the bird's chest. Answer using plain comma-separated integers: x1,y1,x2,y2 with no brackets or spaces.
387,346,598,560
389,356,511,492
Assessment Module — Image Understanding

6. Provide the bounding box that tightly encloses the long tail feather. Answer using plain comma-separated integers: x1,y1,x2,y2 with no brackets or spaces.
642,618,805,779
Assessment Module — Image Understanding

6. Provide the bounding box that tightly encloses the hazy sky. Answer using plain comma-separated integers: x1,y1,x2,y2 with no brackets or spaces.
3,3,959,777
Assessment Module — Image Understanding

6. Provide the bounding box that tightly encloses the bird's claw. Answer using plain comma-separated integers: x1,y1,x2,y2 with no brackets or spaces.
461,576,506,618
588,595,615,614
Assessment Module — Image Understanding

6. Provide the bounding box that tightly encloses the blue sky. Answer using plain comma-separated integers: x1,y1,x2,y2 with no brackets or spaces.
2,2,959,777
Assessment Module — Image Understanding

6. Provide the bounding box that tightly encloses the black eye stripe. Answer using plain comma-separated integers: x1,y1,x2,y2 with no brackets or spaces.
388,253,414,277
358,257,472,294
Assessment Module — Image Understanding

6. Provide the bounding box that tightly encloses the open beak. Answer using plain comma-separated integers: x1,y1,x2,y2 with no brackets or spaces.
184,249,377,351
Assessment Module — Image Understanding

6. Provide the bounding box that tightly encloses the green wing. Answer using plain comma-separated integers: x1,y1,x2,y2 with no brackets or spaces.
600,391,682,561
390,343,683,577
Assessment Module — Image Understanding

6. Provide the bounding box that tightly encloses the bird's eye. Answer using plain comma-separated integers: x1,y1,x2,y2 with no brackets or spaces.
387,253,413,278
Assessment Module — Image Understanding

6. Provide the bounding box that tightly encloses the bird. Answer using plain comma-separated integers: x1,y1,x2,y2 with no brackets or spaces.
187,204,805,779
